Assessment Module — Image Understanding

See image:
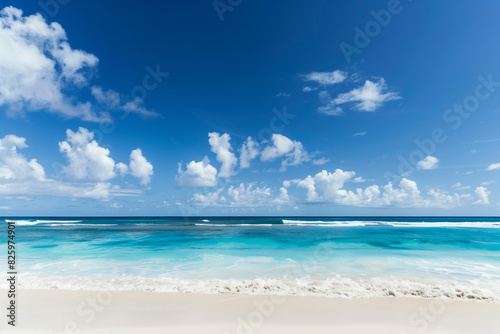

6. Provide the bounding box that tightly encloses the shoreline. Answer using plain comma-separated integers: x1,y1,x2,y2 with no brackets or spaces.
10,275,500,303
1,289,499,333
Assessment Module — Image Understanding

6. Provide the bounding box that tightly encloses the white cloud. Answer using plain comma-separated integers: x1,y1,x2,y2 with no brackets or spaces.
302,70,347,85
353,177,367,183
116,162,129,177
312,157,330,165
0,128,152,200
0,134,45,181
91,87,158,118
0,7,155,122
0,6,105,121
452,182,470,190
474,186,490,205
192,188,225,206
208,132,237,178
480,180,496,186
278,186,290,202
416,156,439,170
260,134,309,170
59,128,153,185
192,183,271,207
129,148,153,186
59,128,117,181
177,157,218,188
318,101,343,116
0,180,114,200
486,162,500,171
316,91,343,115
302,86,316,92
353,131,367,137
0,133,117,199
333,79,401,112
184,167,490,209
240,136,260,169
290,169,471,208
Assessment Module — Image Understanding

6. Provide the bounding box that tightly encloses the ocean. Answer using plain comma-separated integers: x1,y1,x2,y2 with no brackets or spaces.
1,217,500,301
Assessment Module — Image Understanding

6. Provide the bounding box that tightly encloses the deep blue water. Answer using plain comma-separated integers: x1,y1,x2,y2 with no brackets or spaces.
1,217,500,299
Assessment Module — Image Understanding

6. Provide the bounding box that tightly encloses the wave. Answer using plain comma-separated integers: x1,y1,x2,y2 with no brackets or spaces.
201,219,210,222
5,219,83,226
282,220,500,228
195,223,273,227
47,223,117,227
390,222,500,228
8,275,499,302
36,220,83,223
5,219,40,225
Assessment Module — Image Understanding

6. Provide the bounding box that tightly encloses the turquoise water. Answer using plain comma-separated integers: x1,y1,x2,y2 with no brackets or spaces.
1,217,500,300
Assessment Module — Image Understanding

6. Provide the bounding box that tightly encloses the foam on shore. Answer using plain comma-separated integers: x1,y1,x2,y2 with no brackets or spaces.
10,275,499,302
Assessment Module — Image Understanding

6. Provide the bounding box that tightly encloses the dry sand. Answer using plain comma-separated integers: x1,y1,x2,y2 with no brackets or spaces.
1,289,499,333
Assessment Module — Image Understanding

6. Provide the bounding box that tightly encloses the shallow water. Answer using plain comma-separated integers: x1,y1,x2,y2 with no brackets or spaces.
1,217,500,300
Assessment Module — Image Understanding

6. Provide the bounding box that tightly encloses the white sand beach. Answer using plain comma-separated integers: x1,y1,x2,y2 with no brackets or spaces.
1,290,499,334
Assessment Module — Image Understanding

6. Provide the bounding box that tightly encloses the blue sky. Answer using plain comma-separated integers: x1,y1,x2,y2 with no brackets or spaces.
1,0,500,216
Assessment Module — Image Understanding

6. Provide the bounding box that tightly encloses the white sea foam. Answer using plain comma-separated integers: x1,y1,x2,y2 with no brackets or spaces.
390,222,500,228
9,275,499,302
36,220,83,223
5,219,83,225
6,220,39,225
283,220,373,227
47,223,117,227
282,220,500,228
195,223,273,227
202,219,210,222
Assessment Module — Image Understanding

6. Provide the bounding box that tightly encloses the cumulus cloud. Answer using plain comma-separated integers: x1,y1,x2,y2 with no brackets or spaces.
0,6,103,121
59,128,117,181
192,183,271,207
116,162,129,177
177,157,218,188
0,128,152,200
0,6,154,122
209,132,237,178
240,136,259,169
0,134,123,199
181,133,314,181
58,128,153,185
261,134,309,170
0,134,45,181
302,70,347,85
290,169,472,208
185,167,490,209
474,186,490,205
129,148,153,186
333,79,401,112
486,162,500,171
416,156,439,170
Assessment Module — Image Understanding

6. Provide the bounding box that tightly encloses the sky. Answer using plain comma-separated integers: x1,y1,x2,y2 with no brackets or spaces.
1,0,500,216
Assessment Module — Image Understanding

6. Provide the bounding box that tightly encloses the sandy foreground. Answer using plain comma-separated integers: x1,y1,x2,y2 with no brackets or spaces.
1,290,499,334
